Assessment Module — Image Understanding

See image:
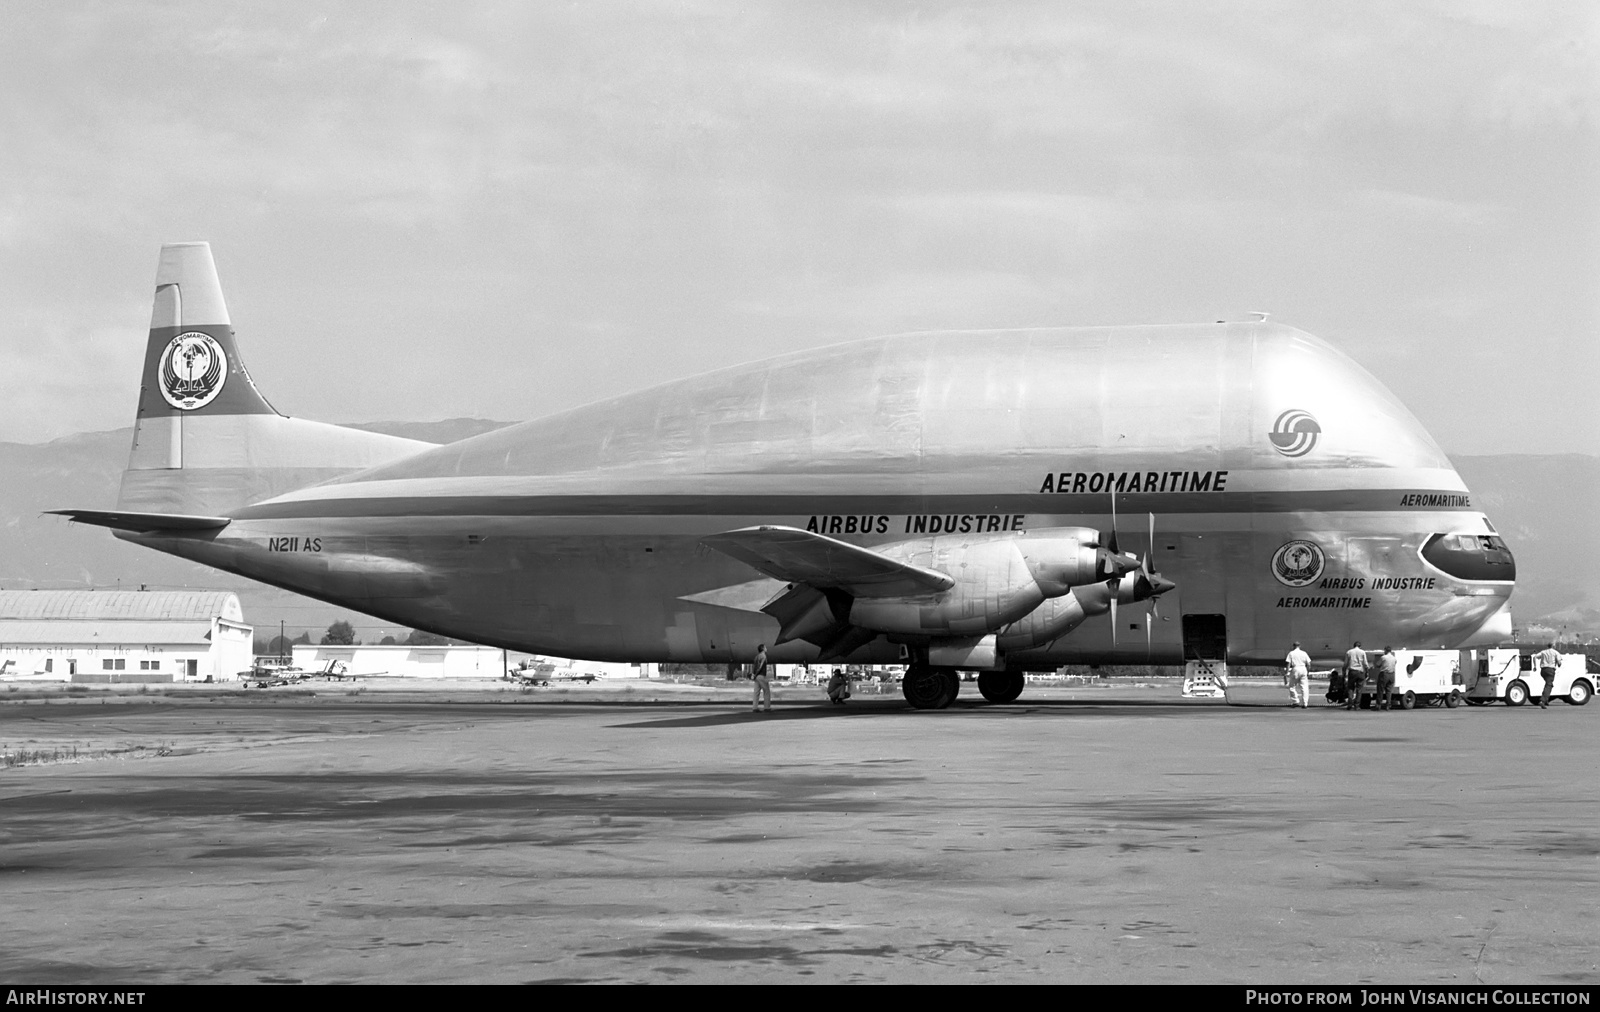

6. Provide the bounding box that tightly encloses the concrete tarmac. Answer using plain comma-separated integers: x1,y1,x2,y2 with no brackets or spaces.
1,683,1595,984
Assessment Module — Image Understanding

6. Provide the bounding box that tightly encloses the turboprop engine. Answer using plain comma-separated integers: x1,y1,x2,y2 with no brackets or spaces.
839,528,1131,637
730,525,1137,653
996,515,1177,652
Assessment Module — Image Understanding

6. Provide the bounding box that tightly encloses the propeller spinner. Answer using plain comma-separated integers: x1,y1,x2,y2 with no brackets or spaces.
1107,509,1176,646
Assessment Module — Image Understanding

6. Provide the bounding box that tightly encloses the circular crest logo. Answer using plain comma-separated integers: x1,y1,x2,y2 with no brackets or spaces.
159,332,228,410
1268,408,1321,458
1271,540,1325,587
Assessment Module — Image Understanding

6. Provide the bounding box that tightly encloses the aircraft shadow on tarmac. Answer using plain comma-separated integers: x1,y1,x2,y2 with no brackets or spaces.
610,696,1252,729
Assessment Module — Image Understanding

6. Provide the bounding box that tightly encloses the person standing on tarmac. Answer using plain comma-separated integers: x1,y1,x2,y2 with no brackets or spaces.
1343,641,1369,710
1373,647,1398,710
1533,641,1562,709
1284,641,1312,708
751,644,772,713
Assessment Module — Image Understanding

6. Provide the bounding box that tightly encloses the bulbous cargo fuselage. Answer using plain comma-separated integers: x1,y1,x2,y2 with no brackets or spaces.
135,321,1514,666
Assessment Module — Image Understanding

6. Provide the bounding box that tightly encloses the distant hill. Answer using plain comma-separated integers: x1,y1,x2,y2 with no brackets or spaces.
2,425,1594,637
346,418,516,444
0,420,514,642
1449,454,1600,633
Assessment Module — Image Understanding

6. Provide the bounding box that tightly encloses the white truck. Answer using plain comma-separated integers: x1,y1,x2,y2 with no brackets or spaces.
1459,648,1594,707
1349,649,1465,709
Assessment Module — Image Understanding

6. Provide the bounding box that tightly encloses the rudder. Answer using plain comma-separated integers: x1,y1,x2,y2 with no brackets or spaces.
118,243,432,515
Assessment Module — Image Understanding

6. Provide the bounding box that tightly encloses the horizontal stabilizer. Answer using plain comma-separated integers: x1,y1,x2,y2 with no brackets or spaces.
47,509,231,534
701,525,953,598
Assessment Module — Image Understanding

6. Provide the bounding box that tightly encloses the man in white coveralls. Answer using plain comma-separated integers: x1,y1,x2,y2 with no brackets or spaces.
1285,641,1312,709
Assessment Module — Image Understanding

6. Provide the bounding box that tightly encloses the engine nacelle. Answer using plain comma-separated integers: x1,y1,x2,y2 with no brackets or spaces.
1016,531,1122,594
995,581,1114,651
849,539,1043,636
845,529,1127,637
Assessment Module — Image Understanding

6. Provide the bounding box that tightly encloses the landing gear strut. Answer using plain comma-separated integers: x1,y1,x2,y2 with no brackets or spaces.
902,664,959,710
977,671,1025,704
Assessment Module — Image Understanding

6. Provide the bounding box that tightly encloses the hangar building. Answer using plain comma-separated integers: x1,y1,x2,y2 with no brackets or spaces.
0,590,253,683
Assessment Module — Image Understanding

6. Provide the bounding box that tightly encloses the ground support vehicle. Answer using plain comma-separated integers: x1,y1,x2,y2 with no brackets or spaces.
1352,650,1464,709
1460,648,1593,707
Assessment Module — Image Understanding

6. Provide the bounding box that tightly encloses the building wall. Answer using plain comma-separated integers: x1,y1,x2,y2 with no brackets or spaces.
0,591,252,683
1,629,254,683
292,644,657,680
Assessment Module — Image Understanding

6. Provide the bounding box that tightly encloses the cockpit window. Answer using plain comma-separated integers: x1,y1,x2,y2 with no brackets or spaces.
1421,533,1515,582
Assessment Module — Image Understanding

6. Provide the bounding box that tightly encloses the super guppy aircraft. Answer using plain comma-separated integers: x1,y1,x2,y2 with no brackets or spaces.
54,243,1516,708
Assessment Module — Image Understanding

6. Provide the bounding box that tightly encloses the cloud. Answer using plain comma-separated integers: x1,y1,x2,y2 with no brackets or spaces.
0,3,1593,452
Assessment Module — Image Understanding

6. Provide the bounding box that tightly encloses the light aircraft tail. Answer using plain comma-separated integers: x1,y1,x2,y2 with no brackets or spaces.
112,243,432,517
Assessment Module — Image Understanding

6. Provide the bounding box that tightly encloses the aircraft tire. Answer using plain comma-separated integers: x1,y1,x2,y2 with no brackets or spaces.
903,665,956,710
977,671,1025,704
1504,681,1529,707
1566,679,1591,706
939,668,960,707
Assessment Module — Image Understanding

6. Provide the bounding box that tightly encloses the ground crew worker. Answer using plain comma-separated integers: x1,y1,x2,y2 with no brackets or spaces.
826,667,850,705
751,644,772,713
1284,641,1311,708
1343,641,1369,710
1373,647,1398,710
1533,642,1561,709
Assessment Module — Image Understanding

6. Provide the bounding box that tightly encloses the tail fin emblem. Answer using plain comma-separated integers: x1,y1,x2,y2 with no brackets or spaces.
159,332,227,410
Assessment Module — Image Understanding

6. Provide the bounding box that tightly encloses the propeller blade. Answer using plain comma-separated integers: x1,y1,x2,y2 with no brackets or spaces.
1146,512,1156,571
1106,495,1120,557
1109,594,1117,646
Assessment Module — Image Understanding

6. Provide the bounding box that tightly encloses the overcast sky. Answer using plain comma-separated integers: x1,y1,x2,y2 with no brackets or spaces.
0,2,1594,454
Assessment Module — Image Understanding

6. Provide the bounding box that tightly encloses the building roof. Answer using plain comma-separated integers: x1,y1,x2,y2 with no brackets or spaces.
0,590,243,623
0,620,216,646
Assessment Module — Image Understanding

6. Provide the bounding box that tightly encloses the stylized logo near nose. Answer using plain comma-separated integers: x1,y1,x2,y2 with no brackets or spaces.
1269,409,1321,457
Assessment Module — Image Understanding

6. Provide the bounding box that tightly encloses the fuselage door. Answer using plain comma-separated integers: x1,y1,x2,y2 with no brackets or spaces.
1182,613,1228,662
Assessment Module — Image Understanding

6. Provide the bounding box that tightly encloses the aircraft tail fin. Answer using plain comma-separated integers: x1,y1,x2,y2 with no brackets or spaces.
116,243,433,516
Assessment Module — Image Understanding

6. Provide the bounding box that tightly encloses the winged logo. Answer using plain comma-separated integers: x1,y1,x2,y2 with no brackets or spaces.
159,332,228,410
1271,540,1325,587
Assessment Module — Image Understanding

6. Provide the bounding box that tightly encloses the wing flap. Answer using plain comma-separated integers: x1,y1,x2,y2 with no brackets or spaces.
701,525,952,598
47,509,231,533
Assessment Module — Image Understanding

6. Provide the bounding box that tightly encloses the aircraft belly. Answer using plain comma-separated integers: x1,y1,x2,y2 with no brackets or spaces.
119,504,1508,665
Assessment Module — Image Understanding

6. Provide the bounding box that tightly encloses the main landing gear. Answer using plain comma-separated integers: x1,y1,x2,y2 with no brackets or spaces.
902,666,1027,709
902,664,960,710
977,671,1025,704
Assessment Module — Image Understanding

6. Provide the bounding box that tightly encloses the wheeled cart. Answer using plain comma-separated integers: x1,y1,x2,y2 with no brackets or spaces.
1351,650,1465,709
1460,648,1594,707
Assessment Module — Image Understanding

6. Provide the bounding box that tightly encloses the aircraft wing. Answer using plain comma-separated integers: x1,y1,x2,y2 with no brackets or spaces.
47,509,231,533
701,525,953,598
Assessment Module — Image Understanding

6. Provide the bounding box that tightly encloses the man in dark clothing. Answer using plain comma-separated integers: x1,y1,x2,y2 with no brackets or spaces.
751,644,772,712
1373,647,1398,710
1343,641,1369,710
1533,643,1561,709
